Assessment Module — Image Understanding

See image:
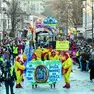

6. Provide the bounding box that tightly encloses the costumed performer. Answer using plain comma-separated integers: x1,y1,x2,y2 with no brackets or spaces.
61,51,72,88
34,46,42,60
14,56,25,88
49,50,59,60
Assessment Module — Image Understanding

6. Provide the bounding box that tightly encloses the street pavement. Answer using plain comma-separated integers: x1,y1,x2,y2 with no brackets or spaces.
0,65,94,94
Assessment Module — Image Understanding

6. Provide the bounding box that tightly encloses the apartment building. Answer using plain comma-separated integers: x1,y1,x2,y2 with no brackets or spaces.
83,0,94,38
19,0,44,14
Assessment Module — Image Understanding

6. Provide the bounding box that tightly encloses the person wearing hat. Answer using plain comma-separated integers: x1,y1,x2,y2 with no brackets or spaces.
34,46,42,60
49,50,59,60
14,56,25,88
41,47,49,61
61,51,72,88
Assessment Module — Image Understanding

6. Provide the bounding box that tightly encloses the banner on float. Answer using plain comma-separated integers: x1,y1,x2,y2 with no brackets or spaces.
44,60,62,83
26,60,62,83
56,40,69,51
26,60,43,82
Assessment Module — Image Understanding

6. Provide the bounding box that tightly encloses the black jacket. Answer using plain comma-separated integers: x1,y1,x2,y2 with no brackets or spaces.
3,65,17,81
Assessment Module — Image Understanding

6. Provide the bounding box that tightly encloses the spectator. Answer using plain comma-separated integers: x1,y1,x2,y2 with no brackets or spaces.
4,60,16,94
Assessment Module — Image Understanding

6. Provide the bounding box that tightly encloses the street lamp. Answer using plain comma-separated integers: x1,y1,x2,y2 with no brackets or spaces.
82,0,87,39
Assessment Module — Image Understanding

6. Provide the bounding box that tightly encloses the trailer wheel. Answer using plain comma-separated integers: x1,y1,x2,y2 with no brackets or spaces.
50,84,52,89
35,84,37,88
32,85,34,89
53,83,56,88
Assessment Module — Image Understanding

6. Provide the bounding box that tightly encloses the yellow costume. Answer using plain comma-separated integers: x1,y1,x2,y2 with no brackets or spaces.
49,50,59,60
62,52,72,88
34,46,42,60
42,48,49,60
14,56,25,88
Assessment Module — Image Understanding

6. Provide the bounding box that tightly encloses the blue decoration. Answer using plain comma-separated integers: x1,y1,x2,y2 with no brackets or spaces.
36,24,54,34
43,17,57,24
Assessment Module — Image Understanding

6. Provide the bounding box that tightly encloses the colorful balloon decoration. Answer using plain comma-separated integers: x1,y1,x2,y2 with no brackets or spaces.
43,17,57,26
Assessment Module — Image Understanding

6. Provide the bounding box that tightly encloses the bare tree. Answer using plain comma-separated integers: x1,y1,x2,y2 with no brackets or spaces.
52,0,70,27
41,1,54,17
7,0,23,37
52,0,83,28
71,0,83,28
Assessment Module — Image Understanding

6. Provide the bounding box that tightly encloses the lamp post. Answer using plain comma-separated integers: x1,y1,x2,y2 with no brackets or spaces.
82,0,87,39
85,1,87,39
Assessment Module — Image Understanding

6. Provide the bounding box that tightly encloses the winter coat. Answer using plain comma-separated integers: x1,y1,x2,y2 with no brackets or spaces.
89,59,94,79
3,66,16,81
80,52,89,61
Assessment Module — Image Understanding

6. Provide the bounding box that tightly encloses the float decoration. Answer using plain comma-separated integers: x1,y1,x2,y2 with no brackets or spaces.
43,17,57,27
56,40,70,51
26,60,62,88
36,24,54,35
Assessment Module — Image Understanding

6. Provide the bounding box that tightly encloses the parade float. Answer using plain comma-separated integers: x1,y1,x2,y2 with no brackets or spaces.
26,60,62,89
25,17,72,89
35,17,57,47
25,40,70,89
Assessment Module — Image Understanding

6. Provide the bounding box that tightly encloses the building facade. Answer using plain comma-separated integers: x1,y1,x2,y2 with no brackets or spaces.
83,0,94,39
19,0,44,14
0,0,11,33
0,0,45,34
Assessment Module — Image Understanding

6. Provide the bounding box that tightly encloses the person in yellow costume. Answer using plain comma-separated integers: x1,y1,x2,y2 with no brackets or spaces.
14,56,25,88
49,50,59,60
42,47,49,60
34,46,42,60
56,51,61,60
61,51,72,88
